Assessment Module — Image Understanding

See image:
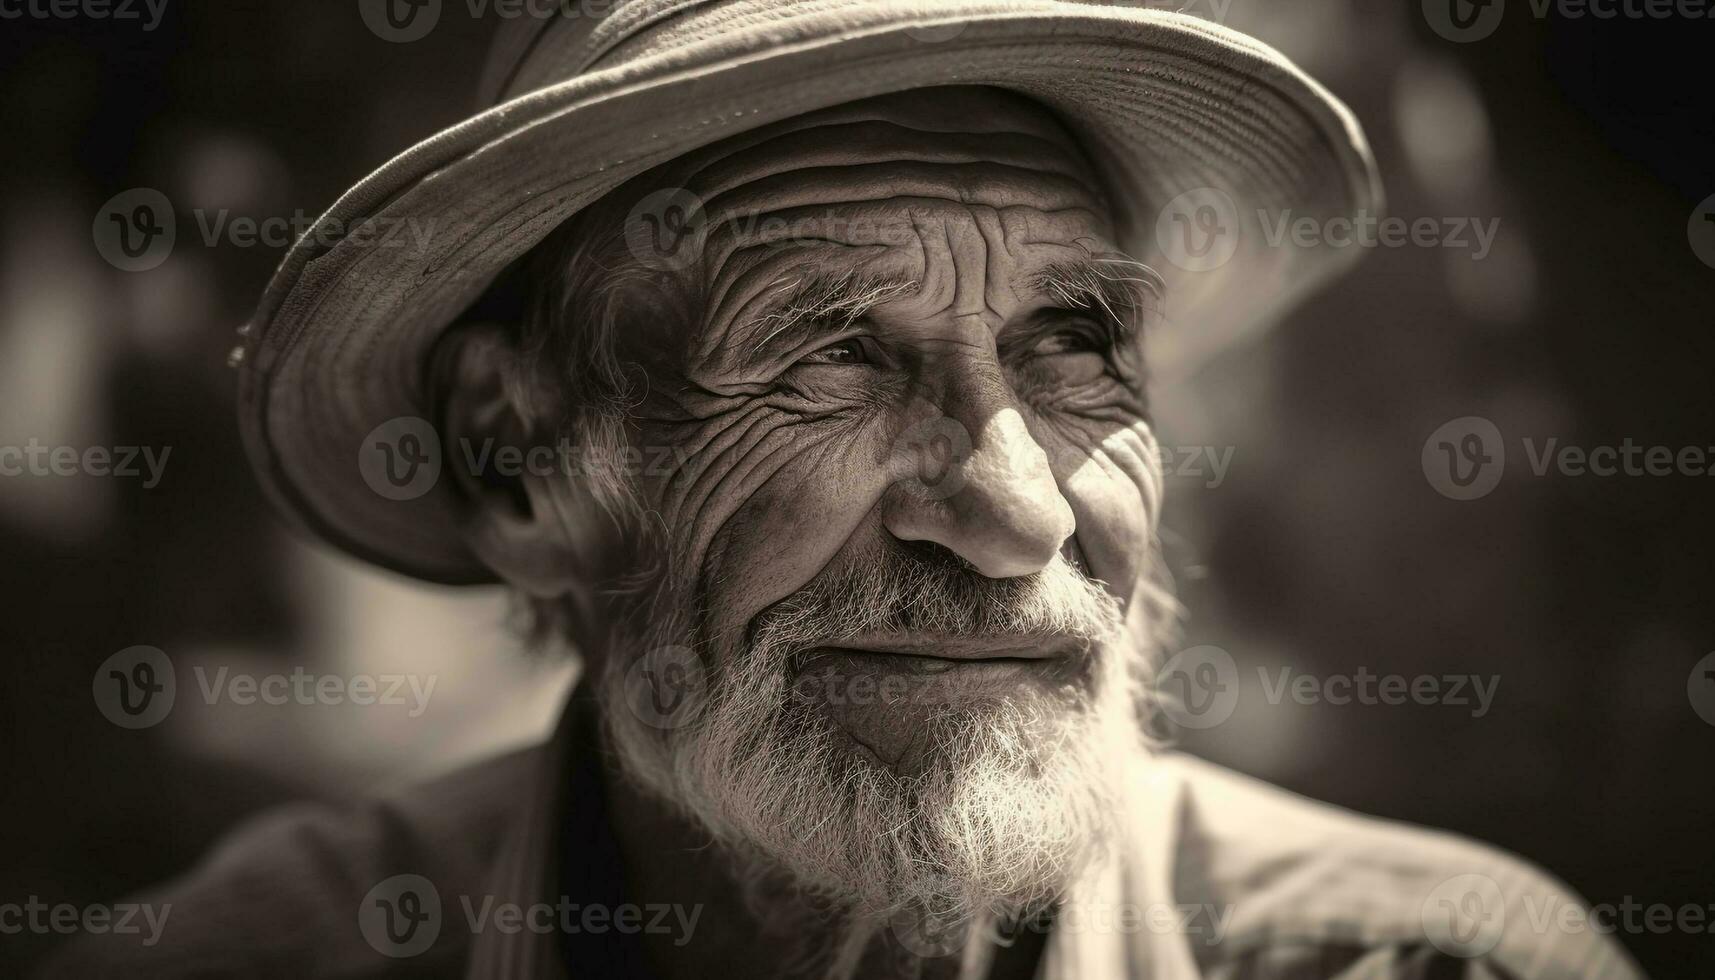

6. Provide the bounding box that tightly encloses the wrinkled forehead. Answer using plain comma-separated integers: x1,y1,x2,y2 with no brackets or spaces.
627,86,1120,338
658,86,1106,195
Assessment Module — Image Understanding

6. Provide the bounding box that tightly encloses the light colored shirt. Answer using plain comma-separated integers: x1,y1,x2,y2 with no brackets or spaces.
39,690,1646,978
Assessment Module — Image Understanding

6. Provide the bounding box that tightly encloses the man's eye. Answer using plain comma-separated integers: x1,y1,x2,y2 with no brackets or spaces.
1031,328,1103,357
800,338,871,366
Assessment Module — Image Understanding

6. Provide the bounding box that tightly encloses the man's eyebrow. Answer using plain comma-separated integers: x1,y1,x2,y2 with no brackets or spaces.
742,270,919,353
1023,256,1165,333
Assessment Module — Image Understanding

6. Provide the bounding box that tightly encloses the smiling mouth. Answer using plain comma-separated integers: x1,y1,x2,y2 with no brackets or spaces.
793,633,1083,678
819,632,1079,659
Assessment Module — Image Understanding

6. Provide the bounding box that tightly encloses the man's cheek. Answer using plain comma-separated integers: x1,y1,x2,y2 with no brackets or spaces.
1044,425,1162,603
665,421,898,633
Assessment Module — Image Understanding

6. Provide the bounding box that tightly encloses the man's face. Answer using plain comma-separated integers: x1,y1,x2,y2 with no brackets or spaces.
592,88,1171,925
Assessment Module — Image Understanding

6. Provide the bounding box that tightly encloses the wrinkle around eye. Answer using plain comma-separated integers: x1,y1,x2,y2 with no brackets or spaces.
667,407,881,583
1018,374,1144,421
656,403,810,530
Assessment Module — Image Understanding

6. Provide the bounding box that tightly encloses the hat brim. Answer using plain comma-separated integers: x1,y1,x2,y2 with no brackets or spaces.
237,3,1381,584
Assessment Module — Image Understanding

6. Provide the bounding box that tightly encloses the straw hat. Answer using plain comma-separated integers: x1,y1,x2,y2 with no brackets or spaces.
235,0,1381,583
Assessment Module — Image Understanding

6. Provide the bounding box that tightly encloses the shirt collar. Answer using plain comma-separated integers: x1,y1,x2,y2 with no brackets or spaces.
465,686,585,980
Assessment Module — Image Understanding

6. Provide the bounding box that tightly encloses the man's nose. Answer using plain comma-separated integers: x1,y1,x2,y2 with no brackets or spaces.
883,382,1075,579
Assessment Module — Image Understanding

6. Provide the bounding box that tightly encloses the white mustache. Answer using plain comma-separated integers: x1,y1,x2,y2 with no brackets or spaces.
748,549,1126,655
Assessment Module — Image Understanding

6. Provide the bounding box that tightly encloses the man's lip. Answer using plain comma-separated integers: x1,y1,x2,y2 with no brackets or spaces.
805,633,1079,661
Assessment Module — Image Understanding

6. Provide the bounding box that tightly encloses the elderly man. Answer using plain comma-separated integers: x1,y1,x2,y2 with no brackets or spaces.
47,2,1641,979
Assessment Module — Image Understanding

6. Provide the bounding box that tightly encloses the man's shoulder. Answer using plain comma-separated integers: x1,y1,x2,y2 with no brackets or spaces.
34,744,544,979
1158,754,1644,979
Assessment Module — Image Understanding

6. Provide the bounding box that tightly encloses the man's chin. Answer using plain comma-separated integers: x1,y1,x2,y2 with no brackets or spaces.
790,650,1089,777
607,656,1123,926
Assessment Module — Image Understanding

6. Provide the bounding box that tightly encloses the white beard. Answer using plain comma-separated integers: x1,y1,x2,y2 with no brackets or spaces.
599,546,1174,972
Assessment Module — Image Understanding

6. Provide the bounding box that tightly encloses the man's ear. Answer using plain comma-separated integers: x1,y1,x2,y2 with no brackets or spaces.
433,322,608,601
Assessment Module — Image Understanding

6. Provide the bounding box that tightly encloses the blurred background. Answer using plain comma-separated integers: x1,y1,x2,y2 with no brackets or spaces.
1,0,1710,974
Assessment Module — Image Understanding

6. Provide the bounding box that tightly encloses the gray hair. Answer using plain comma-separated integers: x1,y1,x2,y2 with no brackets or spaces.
508,183,687,650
